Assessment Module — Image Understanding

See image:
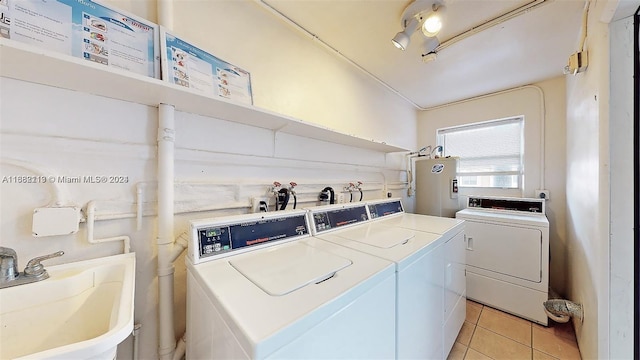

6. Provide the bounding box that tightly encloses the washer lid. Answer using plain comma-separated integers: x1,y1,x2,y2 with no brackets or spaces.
229,242,352,296
387,214,465,236
337,227,415,249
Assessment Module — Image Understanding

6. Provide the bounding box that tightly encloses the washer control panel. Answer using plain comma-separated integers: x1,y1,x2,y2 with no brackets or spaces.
367,199,404,219
309,204,368,234
190,211,309,263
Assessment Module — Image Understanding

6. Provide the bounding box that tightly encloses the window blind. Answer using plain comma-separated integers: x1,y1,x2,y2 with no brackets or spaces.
437,117,524,188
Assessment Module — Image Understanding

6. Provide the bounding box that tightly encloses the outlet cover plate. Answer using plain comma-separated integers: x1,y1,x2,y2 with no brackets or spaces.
32,206,80,237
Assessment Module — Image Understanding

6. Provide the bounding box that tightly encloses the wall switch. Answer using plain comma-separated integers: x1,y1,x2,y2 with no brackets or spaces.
535,190,550,200
32,206,80,237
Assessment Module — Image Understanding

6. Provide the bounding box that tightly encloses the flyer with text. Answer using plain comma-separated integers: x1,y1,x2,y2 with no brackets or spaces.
0,0,159,78
161,29,253,105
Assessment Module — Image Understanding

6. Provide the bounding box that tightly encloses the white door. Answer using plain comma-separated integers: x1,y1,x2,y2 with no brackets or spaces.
465,221,542,283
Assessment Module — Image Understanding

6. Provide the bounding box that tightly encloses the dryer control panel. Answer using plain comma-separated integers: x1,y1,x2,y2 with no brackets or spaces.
467,196,545,214
190,211,310,264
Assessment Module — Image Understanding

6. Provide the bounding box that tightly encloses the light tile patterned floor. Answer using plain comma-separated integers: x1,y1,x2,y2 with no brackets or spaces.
447,300,582,360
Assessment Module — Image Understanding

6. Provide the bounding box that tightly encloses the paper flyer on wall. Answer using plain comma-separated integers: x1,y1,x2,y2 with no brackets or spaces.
160,28,253,105
0,0,159,78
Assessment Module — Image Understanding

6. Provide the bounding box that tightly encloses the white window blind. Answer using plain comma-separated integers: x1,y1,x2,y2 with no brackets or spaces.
437,117,524,188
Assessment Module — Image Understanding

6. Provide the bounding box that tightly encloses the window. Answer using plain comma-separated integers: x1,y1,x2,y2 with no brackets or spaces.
437,117,524,189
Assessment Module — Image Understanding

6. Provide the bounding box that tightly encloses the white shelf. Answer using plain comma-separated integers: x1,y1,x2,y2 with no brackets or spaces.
0,39,408,153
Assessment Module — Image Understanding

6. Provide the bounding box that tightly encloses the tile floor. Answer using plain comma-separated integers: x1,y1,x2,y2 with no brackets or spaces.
447,300,582,360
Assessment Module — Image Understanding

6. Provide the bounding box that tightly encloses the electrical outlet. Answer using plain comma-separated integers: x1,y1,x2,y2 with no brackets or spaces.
337,193,345,204
535,190,550,200
251,197,269,213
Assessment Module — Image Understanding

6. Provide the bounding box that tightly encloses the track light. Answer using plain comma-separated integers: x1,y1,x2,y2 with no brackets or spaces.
392,17,420,51
392,1,445,51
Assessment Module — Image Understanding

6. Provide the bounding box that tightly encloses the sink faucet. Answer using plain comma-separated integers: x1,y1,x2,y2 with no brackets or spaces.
0,246,64,289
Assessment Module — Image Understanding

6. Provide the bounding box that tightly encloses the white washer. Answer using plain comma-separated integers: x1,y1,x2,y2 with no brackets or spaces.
186,210,396,359
307,202,448,359
456,196,549,325
366,198,467,358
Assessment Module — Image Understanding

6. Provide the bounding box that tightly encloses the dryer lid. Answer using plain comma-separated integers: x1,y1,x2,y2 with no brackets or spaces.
337,227,415,249
229,242,352,296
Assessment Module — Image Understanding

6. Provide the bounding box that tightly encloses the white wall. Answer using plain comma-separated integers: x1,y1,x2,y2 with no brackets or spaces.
0,1,417,357
416,77,568,293
0,76,410,359
102,0,417,151
608,11,635,360
564,1,612,358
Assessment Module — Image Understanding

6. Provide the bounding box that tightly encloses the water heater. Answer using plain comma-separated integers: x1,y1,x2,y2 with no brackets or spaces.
415,157,459,218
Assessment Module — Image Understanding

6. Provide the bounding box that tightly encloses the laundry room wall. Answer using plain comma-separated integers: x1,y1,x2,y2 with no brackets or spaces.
566,2,640,359
0,2,417,358
102,0,418,151
0,77,410,359
608,11,636,359
415,77,568,295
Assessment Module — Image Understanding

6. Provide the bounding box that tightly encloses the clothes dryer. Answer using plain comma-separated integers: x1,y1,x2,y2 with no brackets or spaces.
307,202,448,359
186,210,396,359
366,198,467,357
456,196,549,325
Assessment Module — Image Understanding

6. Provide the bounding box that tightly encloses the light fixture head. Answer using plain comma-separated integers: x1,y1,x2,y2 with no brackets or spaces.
421,4,443,37
392,1,444,51
391,17,420,50
392,31,411,50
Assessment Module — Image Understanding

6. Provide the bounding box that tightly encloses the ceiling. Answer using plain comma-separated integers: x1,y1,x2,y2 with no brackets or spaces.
259,0,587,109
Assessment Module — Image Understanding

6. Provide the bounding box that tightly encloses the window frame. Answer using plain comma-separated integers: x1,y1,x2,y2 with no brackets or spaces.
436,116,525,189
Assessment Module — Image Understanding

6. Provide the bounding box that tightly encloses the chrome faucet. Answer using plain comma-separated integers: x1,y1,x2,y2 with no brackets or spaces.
0,246,64,289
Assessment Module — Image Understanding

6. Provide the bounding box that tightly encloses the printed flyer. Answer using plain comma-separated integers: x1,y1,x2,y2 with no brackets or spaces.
0,0,159,78
161,28,253,105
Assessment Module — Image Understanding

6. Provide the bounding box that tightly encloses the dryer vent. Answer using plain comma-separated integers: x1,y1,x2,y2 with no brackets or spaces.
543,299,583,323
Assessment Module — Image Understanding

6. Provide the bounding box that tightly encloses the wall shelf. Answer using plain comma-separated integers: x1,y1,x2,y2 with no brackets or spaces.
0,39,408,153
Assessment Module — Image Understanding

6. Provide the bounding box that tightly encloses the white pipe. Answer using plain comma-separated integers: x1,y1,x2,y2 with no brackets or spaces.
0,158,66,206
252,0,420,108
254,0,550,111
535,85,546,190
157,0,174,30
579,1,590,52
136,183,144,231
132,323,142,360
172,334,187,360
86,200,131,253
434,0,548,53
157,103,177,360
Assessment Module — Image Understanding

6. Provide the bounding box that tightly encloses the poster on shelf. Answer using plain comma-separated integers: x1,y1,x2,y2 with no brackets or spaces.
160,28,253,105
0,0,159,78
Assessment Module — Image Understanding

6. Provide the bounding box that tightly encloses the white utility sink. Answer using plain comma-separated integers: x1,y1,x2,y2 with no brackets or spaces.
0,253,135,359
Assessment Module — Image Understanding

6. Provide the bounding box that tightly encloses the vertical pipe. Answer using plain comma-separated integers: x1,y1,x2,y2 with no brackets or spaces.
132,323,142,360
157,103,176,360
633,7,639,360
136,183,144,231
158,0,174,30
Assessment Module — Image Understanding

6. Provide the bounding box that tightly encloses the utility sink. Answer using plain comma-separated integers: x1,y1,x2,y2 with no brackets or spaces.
0,253,135,359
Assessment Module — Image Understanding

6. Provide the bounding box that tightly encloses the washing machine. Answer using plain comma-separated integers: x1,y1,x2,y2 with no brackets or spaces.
306,201,448,359
456,196,549,325
186,209,396,359
366,198,467,357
